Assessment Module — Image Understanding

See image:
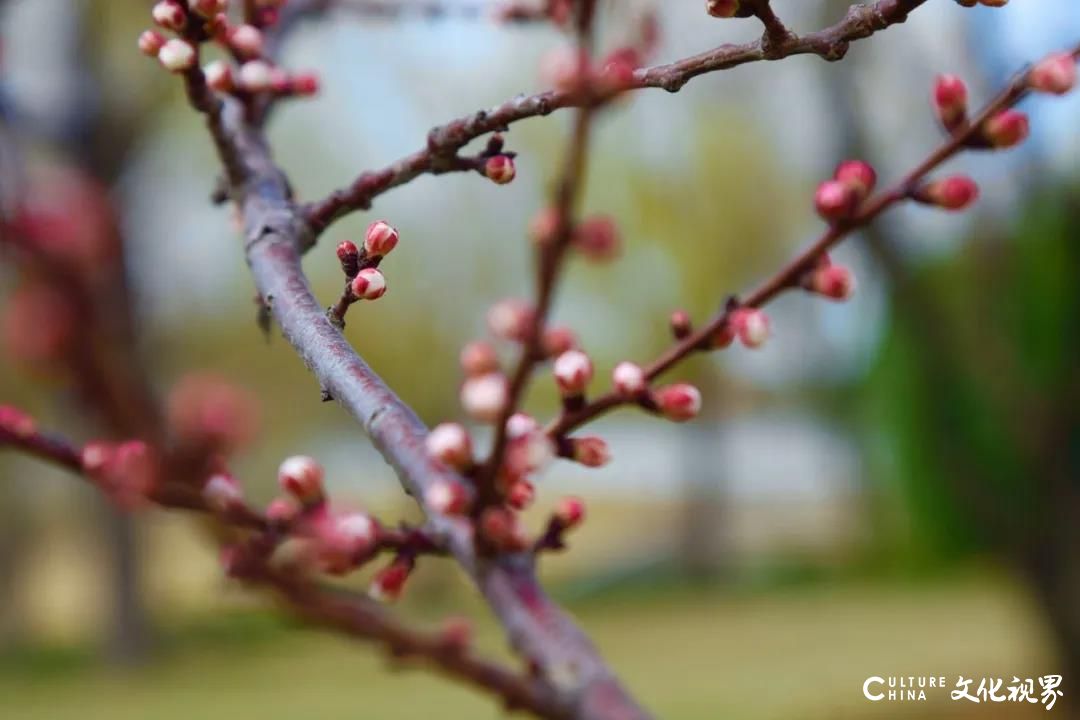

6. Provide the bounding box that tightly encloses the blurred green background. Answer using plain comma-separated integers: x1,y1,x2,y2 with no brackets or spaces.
0,0,1077,718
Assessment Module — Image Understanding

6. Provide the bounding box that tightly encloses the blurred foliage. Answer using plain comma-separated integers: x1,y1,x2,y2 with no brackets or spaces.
862,181,1079,565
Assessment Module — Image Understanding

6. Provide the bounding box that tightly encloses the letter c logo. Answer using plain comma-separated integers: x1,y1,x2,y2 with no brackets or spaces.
863,677,885,701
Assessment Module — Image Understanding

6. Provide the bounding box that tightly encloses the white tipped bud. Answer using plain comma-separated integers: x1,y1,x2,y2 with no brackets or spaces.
612,361,646,396
277,455,324,504
425,423,473,469
158,39,196,73
202,473,242,513
204,60,234,92
506,413,539,439
238,60,273,92
460,373,508,423
553,350,593,396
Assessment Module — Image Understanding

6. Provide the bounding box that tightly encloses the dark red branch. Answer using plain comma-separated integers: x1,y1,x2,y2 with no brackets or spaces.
301,0,929,236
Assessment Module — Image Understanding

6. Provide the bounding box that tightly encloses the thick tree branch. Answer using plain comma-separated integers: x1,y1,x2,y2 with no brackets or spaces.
301,0,929,236
200,92,647,719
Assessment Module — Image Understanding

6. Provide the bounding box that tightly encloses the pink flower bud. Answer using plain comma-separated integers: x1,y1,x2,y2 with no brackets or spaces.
487,299,534,342
507,480,536,510
612,361,647,396
480,507,528,551
503,431,554,480
555,496,585,529
189,0,227,18
333,512,376,555
916,175,979,210
670,309,692,339
834,160,877,199
278,455,324,505
705,0,740,17
982,110,1029,149
202,473,243,513
269,67,291,94
460,373,508,423
152,1,187,31
484,155,516,185
364,220,399,257
572,216,621,262
811,263,855,301
158,39,196,73
138,30,167,57
291,72,320,96
166,373,259,454
1029,52,1077,95
0,405,36,438
553,350,593,396
460,341,500,377
100,440,157,509
425,479,470,515
350,267,387,300
570,436,611,467
933,74,968,128
336,240,359,274
814,179,857,222
204,60,234,92
529,207,561,246
265,497,298,525
542,325,578,358
369,562,411,602
229,24,264,58
596,48,639,94
505,413,539,439
238,60,273,92
654,383,702,422
732,308,770,348
425,423,473,470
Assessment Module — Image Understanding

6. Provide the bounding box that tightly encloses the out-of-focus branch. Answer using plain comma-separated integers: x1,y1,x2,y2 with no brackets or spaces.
301,0,929,236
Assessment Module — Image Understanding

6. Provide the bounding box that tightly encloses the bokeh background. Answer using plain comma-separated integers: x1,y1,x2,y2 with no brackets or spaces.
1,0,1078,718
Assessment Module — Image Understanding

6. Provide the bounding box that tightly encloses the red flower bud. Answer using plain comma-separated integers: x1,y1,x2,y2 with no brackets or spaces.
933,74,968,129
814,179,858,222
152,1,187,31
572,216,620,262
542,325,578,358
460,340,500,377
229,24,264,59
705,0,740,18
654,383,702,422
1029,52,1077,95
612,361,647,396
487,299,534,342
670,309,692,339
425,479,470,515
425,423,473,470
138,30,167,57
732,308,770,348
570,436,611,468
350,267,387,300
506,480,536,510
460,373,508,423
290,72,320,97
158,39,196,73
810,263,855,301
370,561,411,602
834,160,877,199
364,220,399,257
555,496,586,529
982,110,1029,149
484,155,516,185
915,175,979,210
553,350,594,396
265,498,299,526
278,455,324,505
204,60,234,92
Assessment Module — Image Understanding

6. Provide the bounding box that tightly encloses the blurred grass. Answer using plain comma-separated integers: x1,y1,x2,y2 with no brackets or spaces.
0,571,1058,720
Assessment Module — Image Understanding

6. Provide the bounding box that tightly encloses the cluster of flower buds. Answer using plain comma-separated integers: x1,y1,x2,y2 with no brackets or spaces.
815,160,877,222
140,1,319,99
932,73,1033,149
81,440,158,509
336,220,400,308
803,254,855,302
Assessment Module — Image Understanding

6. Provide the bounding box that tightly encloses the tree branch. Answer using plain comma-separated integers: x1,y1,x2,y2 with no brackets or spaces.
301,0,929,236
